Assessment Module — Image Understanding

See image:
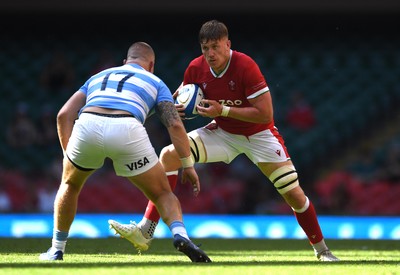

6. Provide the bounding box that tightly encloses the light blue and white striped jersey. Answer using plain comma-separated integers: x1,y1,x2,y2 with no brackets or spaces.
78,63,173,124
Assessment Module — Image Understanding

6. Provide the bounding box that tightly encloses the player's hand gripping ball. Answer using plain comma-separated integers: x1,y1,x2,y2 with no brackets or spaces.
175,84,204,120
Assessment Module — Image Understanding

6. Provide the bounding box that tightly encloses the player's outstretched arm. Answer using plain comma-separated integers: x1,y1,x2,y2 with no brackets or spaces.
157,101,200,196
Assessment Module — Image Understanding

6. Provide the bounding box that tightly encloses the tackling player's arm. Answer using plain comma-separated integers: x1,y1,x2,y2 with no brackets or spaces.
156,101,201,195
57,91,86,152
197,91,273,124
157,101,191,158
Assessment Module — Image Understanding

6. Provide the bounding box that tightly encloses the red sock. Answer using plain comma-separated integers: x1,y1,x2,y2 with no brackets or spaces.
143,173,178,222
293,200,324,244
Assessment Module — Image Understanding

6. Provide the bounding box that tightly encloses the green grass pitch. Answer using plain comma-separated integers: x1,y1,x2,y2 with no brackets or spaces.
0,238,399,274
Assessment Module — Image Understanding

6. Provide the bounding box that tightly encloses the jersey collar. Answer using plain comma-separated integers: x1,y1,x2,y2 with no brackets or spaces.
210,50,232,78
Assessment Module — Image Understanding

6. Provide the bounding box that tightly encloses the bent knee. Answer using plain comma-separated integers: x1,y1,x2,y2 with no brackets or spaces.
160,145,181,171
269,165,299,195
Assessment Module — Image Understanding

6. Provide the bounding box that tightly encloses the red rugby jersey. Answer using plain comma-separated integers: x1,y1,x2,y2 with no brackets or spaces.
183,50,273,136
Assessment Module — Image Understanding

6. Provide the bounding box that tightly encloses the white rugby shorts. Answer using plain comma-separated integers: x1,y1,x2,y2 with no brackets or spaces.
66,113,158,177
189,123,290,164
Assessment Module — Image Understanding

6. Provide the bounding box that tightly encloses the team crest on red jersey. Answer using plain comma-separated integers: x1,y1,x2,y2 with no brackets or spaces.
228,80,236,91
202,83,207,90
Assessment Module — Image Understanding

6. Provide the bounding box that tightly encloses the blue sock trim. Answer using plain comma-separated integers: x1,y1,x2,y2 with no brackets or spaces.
54,230,68,241
169,221,184,230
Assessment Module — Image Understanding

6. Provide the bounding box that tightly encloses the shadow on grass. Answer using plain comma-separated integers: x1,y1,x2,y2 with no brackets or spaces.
0,260,398,269
1,238,400,256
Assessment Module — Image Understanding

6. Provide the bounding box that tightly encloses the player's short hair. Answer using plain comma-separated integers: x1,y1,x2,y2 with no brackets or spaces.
198,20,229,44
127,42,155,63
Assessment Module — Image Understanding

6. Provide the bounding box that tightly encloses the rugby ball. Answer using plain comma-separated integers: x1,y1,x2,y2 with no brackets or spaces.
175,84,204,120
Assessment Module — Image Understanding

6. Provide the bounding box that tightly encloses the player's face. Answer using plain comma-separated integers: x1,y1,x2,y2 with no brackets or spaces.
200,37,231,74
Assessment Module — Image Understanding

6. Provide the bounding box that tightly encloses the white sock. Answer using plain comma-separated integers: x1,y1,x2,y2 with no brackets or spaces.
51,230,68,253
138,218,158,239
312,239,329,254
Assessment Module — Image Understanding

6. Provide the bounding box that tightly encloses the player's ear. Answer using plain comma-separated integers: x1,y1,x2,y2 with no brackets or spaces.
148,61,155,73
122,59,127,65
226,39,231,48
